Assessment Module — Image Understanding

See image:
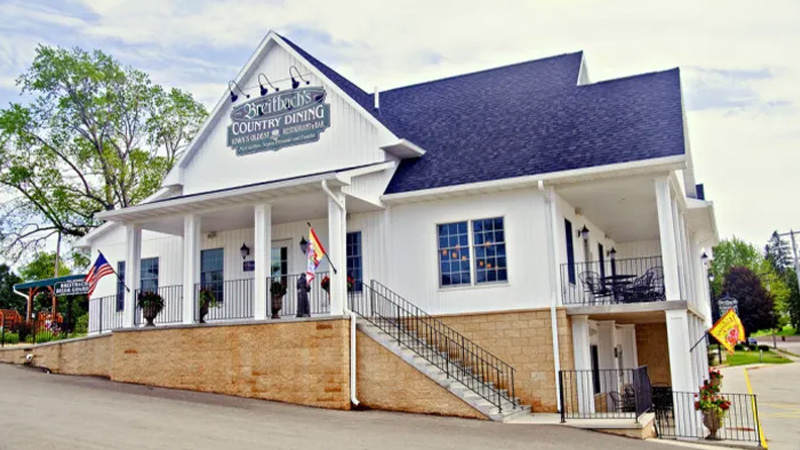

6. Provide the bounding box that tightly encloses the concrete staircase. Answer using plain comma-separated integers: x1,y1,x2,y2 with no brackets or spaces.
358,320,531,422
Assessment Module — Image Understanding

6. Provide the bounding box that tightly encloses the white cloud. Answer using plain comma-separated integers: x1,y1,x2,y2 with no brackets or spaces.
1,0,799,246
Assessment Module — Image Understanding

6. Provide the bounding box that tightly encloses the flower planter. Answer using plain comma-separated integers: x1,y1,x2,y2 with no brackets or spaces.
199,304,209,323
702,409,724,440
142,304,160,327
271,295,284,319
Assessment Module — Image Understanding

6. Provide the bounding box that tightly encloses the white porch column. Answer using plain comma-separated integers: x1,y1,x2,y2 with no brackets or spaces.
571,315,595,414
327,189,347,316
655,178,681,301
182,214,201,324
124,224,142,328
253,204,272,321
666,308,699,436
618,324,638,369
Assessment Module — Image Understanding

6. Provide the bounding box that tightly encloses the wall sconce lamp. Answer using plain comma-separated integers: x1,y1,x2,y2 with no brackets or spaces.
701,252,709,266
289,65,310,89
258,73,279,96
608,247,617,260
577,225,590,240
240,242,250,260
228,80,249,103
299,237,309,254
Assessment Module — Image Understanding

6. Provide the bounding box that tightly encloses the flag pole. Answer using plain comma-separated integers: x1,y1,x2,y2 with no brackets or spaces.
98,250,130,292
307,222,338,274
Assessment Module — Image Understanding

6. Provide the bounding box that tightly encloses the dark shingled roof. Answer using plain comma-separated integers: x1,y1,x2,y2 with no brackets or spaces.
280,35,686,195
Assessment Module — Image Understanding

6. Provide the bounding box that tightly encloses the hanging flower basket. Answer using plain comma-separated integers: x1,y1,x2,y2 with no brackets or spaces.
694,369,731,440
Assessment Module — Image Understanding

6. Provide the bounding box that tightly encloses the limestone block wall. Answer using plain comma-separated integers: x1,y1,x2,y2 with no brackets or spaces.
437,308,574,413
356,330,487,419
635,323,671,386
0,335,112,377
112,318,351,410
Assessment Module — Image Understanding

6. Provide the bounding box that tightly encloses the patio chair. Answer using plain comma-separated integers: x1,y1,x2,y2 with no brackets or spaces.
621,271,654,303
579,271,612,303
646,267,665,301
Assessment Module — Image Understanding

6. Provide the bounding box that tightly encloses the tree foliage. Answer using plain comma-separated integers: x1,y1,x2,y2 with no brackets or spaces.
0,264,23,312
722,266,776,336
18,252,71,282
765,231,792,275
0,46,207,261
710,238,765,297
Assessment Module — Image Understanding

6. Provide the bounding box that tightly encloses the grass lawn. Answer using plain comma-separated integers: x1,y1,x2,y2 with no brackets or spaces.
725,349,792,366
752,326,797,337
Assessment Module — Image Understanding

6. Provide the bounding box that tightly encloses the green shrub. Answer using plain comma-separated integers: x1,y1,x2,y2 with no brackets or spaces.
757,344,771,352
74,314,89,334
734,344,745,351
1,332,19,345
747,344,758,351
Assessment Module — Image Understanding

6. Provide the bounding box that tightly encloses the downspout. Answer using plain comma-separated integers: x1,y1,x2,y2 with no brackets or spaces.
321,180,360,407
539,180,563,412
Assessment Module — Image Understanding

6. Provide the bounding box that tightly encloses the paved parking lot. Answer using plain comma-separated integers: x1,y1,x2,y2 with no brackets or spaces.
722,362,800,450
0,363,678,450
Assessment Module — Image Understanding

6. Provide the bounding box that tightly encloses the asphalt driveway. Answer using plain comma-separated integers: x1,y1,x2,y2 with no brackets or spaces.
0,363,678,450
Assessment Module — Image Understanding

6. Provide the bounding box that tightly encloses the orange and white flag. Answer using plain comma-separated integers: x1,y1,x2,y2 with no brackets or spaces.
305,227,327,282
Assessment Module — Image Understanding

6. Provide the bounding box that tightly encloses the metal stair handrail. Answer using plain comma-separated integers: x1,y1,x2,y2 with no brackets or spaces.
348,280,517,412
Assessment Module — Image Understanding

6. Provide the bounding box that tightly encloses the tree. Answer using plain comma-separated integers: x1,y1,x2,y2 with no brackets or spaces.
0,46,207,261
710,238,764,297
765,231,792,275
18,252,71,282
722,266,776,336
0,264,23,312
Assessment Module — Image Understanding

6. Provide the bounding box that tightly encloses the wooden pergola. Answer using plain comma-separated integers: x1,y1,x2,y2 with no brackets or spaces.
13,274,87,323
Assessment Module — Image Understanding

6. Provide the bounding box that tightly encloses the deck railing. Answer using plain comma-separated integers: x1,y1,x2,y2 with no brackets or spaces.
561,256,665,306
195,278,253,322
134,285,184,326
266,272,330,318
89,295,124,333
559,366,652,421
654,390,761,443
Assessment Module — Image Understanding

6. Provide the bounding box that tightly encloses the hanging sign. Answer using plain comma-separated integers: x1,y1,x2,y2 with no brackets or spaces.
54,280,90,296
717,296,738,315
227,87,331,156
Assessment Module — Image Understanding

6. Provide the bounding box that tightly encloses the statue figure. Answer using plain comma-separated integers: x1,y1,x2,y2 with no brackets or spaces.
297,273,311,318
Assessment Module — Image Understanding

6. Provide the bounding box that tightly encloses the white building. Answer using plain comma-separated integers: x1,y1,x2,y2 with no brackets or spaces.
75,31,718,419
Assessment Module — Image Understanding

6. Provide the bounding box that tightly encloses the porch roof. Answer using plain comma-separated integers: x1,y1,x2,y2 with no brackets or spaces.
95,163,388,224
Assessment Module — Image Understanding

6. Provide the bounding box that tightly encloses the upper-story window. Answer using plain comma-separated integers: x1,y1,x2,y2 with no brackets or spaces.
438,217,508,287
564,219,576,284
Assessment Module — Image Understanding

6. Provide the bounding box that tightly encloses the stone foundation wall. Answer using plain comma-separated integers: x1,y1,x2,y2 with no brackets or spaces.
0,334,112,377
112,319,351,410
356,330,487,419
635,323,671,385
437,308,574,413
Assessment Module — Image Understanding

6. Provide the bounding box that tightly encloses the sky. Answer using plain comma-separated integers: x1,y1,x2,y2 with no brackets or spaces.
0,0,798,250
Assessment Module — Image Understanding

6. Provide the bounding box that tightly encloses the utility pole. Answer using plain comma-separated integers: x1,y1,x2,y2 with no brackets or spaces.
778,229,800,348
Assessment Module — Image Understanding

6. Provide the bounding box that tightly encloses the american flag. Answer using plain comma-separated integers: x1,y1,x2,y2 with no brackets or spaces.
85,252,115,298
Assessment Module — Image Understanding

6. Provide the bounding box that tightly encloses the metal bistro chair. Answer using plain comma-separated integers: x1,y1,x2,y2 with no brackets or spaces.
646,267,665,302
621,270,654,303
579,271,612,304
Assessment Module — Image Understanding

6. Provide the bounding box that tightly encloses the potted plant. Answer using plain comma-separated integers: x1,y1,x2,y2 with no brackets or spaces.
321,275,330,296
320,275,355,297
198,288,218,324
137,291,164,327
270,280,287,319
694,371,731,440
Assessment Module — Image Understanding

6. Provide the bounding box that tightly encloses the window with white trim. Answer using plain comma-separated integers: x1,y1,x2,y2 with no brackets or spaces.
437,217,508,287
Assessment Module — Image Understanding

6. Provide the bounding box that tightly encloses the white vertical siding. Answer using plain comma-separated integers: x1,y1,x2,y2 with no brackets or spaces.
179,42,391,195
387,188,553,314
615,240,662,259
